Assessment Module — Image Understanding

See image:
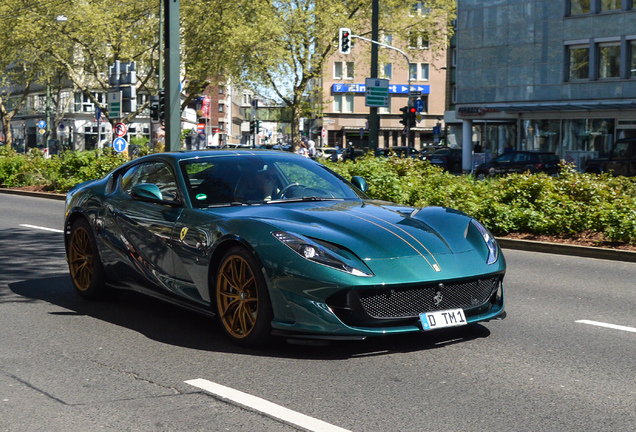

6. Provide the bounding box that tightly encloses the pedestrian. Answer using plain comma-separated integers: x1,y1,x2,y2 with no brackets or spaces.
298,142,308,157
331,145,340,162
307,140,316,159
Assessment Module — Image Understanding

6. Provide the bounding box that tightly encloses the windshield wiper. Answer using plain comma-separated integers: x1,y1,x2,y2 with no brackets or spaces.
266,196,343,204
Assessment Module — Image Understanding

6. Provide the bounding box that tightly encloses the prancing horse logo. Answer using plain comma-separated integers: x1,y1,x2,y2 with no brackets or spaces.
433,290,443,306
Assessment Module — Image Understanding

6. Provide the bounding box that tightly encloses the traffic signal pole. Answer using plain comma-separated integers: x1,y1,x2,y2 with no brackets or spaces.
342,32,414,147
164,0,180,152
368,0,379,150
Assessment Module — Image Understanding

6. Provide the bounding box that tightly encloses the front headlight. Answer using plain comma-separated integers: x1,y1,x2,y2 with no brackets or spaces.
272,231,373,277
470,219,499,265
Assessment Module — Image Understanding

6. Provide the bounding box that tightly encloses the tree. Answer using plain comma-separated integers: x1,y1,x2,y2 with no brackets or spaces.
231,0,456,150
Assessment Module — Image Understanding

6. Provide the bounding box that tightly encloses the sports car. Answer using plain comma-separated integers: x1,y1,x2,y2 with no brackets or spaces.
64,150,505,346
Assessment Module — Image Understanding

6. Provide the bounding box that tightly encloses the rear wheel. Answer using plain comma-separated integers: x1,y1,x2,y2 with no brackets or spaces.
215,246,273,347
68,218,106,299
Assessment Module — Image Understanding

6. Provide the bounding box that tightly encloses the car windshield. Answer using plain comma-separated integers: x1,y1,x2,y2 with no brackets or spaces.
432,148,452,156
180,153,367,208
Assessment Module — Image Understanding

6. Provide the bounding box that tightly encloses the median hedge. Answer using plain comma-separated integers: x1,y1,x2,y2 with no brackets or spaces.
2,147,636,244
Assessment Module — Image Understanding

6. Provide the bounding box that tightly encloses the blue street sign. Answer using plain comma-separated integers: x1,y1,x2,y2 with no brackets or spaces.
414,99,425,112
38,120,46,129
113,137,127,153
95,105,101,122
332,83,430,95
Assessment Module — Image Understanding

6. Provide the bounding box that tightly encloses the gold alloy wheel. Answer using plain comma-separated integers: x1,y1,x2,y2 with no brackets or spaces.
69,226,94,291
216,254,259,339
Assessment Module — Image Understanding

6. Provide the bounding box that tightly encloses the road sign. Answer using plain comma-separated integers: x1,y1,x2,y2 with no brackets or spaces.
108,90,122,118
114,122,127,137
38,128,46,135
416,113,423,122
113,137,127,153
38,120,46,129
364,78,389,108
414,99,425,113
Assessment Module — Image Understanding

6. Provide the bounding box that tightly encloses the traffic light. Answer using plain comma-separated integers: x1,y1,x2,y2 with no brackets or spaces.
399,106,410,127
149,95,159,123
339,28,351,54
408,106,417,128
158,89,166,122
249,120,255,134
255,120,261,134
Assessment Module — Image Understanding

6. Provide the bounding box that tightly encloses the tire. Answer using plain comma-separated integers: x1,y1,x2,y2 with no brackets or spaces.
476,171,487,181
68,218,107,299
215,246,273,347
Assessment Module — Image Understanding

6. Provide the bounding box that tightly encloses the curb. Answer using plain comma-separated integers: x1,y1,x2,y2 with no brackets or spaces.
0,188,66,201
496,238,636,263
2,187,636,263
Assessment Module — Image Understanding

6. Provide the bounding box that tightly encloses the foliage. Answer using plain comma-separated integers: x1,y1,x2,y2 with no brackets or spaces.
324,152,636,244
4,148,636,244
0,147,127,192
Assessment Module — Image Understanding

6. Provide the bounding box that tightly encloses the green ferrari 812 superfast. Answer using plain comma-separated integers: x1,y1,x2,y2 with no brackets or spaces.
65,150,505,346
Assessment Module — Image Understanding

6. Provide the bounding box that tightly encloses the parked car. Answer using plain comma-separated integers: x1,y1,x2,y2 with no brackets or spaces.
584,137,636,176
428,148,463,173
419,145,449,161
375,146,420,158
64,150,506,347
474,150,561,179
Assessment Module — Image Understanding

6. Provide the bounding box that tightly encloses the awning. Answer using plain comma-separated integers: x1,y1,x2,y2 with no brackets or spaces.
489,101,636,112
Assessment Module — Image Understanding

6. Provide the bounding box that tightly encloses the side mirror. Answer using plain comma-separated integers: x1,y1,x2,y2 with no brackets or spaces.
131,183,164,203
351,176,369,192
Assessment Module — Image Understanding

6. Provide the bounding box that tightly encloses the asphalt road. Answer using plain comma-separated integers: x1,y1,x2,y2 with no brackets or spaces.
1,193,634,432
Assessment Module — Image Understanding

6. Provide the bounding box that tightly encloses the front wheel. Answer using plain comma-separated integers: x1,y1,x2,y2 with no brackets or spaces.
68,218,107,299
215,246,273,347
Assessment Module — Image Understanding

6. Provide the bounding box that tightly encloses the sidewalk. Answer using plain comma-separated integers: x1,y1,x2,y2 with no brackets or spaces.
3,187,636,263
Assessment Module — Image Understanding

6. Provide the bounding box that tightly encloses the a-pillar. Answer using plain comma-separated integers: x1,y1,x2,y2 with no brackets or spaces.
462,119,473,172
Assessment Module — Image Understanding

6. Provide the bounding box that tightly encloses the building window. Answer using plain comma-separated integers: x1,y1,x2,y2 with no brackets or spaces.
451,48,457,67
218,104,224,112
409,31,429,49
451,85,457,104
380,32,392,46
409,63,429,81
570,0,591,15
333,94,354,113
410,1,430,16
631,41,636,77
381,62,392,79
600,0,621,11
599,43,620,78
219,87,224,94
568,45,590,80
334,61,354,80
379,99,391,114
420,63,429,80
409,63,417,80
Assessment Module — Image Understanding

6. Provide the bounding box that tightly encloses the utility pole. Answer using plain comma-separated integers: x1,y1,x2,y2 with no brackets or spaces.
164,0,181,152
368,0,380,150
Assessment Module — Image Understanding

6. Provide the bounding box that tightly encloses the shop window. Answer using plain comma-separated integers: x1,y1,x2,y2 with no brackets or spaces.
568,45,589,80
598,43,620,79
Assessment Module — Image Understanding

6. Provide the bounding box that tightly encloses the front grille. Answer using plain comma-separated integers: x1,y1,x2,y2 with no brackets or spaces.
357,277,500,319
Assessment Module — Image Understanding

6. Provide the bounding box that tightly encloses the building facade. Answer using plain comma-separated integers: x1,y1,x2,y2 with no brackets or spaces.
321,27,448,151
449,0,636,170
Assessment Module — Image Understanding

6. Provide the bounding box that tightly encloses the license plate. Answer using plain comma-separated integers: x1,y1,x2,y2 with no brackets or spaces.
420,308,467,331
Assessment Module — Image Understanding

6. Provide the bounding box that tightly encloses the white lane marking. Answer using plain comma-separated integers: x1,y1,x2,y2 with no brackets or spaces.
185,378,352,432
576,320,636,333
19,224,63,233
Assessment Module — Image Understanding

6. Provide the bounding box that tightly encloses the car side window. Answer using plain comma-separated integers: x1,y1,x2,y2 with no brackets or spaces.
495,153,514,163
513,153,529,163
120,161,179,200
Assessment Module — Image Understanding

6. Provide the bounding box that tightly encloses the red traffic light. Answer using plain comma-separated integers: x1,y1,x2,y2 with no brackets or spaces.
409,107,416,113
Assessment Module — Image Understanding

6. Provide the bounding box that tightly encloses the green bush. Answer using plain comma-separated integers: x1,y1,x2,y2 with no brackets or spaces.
3,147,636,244
325,152,636,245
